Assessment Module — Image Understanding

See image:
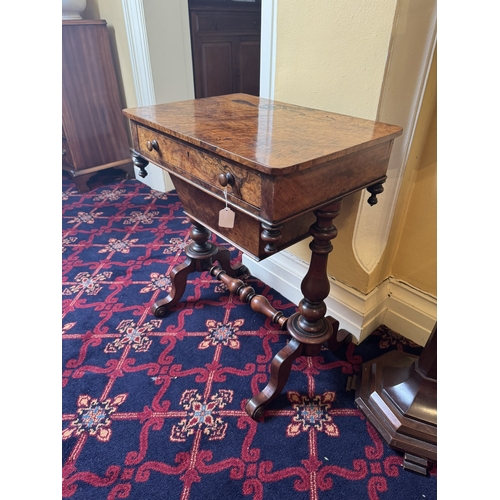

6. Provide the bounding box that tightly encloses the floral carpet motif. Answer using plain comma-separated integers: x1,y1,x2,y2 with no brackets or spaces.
62,170,437,499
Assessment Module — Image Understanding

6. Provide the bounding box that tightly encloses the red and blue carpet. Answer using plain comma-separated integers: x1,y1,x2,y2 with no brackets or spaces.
62,170,437,499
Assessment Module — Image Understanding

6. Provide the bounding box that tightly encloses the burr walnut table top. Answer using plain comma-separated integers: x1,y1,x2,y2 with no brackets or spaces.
123,93,402,175
123,94,402,260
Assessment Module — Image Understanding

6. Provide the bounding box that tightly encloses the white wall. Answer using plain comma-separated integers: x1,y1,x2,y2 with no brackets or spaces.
144,0,194,191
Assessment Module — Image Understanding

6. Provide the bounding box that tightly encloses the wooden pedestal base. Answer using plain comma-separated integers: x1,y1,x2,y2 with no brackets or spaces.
354,325,437,474
151,196,395,422
151,201,354,420
151,220,248,318
245,201,350,419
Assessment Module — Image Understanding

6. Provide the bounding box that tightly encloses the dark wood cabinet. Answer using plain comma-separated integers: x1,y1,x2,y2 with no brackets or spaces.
62,20,133,192
188,1,261,98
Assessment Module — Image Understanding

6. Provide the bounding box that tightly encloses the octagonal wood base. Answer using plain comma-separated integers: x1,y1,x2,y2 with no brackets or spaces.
354,326,437,475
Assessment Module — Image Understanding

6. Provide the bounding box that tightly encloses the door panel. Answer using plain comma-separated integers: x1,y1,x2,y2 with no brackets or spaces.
200,39,234,97
189,2,261,98
238,39,260,96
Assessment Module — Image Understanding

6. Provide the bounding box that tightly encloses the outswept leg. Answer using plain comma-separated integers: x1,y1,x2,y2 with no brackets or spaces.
151,257,197,318
214,246,248,278
245,338,304,419
151,218,237,318
324,317,353,351
246,201,345,420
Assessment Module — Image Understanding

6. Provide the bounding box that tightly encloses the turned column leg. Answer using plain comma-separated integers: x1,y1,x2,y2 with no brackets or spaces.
246,201,343,419
152,220,218,317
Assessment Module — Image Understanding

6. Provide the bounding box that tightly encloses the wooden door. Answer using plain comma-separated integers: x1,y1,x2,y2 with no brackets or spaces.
188,0,261,98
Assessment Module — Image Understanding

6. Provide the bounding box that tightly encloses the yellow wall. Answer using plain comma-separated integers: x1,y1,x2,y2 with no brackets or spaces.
273,0,397,293
274,0,398,120
273,0,437,299
384,53,437,296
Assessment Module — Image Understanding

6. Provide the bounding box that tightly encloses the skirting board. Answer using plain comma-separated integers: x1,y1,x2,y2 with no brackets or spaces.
242,251,436,346
133,163,175,193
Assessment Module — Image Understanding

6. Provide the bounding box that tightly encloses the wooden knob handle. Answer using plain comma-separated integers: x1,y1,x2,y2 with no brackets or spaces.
146,139,158,152
218,172,234,187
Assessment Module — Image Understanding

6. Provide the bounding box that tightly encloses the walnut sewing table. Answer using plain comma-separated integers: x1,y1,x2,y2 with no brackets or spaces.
123,94,402,420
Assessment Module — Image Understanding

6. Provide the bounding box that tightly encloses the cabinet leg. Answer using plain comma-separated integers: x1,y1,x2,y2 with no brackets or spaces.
122,162,136,180
73,174,91,193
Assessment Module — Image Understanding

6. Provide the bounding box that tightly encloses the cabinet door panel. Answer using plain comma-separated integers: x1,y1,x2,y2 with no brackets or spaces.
199,39,234,97
189,6,261,99
195,12,260,34
238,38,260,96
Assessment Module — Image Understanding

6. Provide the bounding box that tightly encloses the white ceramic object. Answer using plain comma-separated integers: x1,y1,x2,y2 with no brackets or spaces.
62,0,87,20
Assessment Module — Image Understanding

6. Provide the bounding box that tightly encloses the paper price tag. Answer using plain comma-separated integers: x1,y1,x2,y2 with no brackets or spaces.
218,207,235,228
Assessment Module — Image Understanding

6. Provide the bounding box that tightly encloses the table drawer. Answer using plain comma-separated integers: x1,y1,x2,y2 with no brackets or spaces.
135,124,262,209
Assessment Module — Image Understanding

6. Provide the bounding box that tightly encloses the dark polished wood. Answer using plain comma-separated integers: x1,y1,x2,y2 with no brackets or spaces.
123,94,401,260
367,180,385,206
355,325,437,475
210,265,288,330
123,93,402,419
247,201,343,418
132,151,149,179
188,1,261,98
62,20,133,192
151,219,248,318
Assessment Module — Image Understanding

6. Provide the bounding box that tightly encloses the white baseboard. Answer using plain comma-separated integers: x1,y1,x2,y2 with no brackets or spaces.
133,163,175,193
242,251,436,346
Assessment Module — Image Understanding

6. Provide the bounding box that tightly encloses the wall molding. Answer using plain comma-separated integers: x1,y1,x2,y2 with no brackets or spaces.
352,0,437,273
259,0,278,99
122,0,156,107
242,251,436,346
122,0,173,192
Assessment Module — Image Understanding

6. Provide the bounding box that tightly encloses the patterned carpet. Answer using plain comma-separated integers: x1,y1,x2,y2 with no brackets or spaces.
62,169,437,499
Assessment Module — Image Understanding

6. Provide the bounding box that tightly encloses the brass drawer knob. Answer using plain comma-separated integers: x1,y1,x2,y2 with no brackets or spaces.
146,139,159,152
218,172,235,187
